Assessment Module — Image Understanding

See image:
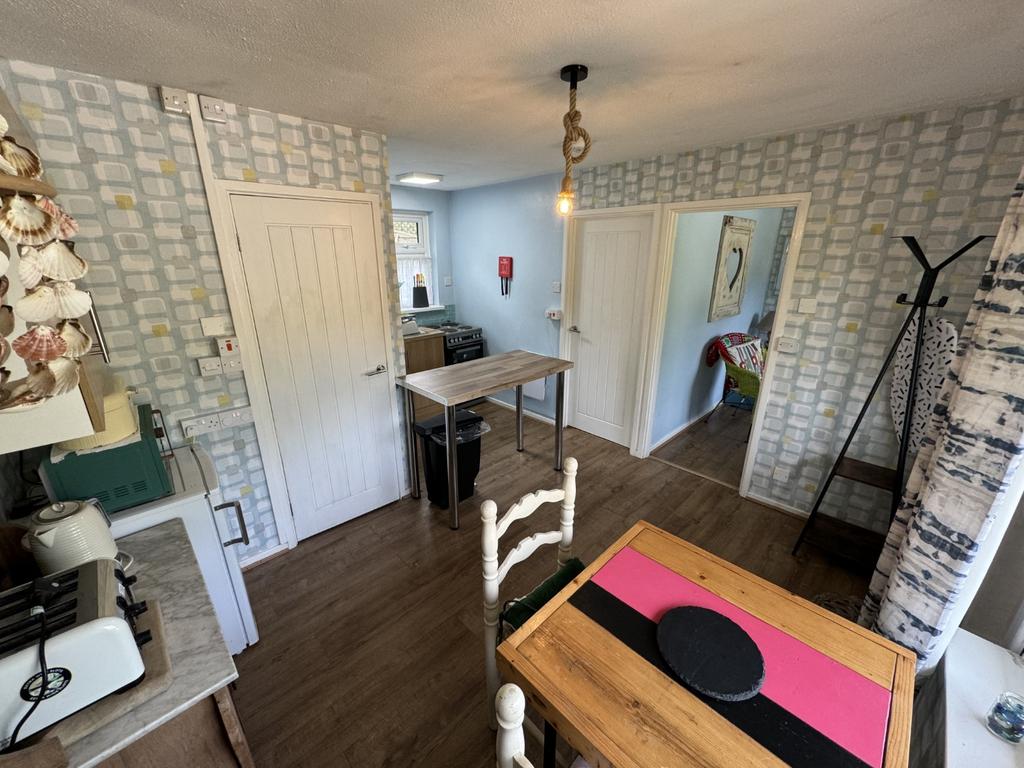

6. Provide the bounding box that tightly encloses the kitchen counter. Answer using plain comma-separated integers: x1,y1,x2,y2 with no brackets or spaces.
67,519,237,767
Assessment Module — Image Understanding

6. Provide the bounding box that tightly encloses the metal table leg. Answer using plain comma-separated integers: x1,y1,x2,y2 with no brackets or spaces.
554,371,565,471
515,385,524,452
404,388,420,499
445,405,460,529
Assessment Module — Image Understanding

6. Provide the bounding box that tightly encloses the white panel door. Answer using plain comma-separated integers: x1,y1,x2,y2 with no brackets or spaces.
567,214,653,446
230,194,400,540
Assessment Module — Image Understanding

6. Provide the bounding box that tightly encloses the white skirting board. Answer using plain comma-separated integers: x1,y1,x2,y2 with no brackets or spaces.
648,404,720,453
485,396,555,425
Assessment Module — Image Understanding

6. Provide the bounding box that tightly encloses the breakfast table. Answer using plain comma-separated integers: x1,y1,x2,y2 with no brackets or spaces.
396,349,573,529
497,521,916,768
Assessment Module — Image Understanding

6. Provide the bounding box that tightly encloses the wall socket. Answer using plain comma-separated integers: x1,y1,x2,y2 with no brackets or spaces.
198,357,223,377
181,405,255,438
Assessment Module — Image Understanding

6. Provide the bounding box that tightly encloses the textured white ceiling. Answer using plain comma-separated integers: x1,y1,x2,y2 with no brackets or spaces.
2,0,1022,189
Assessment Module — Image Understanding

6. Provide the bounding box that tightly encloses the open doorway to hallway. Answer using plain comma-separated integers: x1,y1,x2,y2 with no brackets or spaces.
649,205,798,489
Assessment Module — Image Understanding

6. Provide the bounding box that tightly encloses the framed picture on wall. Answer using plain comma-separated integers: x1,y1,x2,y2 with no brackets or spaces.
708,215,756,321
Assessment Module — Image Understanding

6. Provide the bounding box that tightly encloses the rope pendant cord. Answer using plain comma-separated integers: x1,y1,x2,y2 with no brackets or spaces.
561,86,590,194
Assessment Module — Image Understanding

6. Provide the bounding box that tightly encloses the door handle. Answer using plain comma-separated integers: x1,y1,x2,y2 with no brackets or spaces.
568,326,581,334
366,364,387,376
216,500,250,547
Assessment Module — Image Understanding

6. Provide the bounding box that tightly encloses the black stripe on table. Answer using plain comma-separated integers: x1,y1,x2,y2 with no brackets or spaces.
568,581,872,768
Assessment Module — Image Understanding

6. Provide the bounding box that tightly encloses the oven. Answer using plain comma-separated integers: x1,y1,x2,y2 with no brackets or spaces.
428,322,487,365
449,340,484,365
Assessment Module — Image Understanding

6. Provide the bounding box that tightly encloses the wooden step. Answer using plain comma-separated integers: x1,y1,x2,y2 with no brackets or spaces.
835,457,897,491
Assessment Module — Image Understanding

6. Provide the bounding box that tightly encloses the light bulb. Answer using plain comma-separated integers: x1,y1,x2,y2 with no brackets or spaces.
556,191,574,217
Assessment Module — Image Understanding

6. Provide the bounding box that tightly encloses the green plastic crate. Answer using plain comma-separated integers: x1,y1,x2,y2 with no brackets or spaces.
41,404,173,513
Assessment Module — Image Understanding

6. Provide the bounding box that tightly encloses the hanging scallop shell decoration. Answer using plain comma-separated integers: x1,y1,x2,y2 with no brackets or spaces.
0,110,96,413
0,137,42,180
0,195,59,246
47,356,80,395
12,325,67,362
35,197,79,239
52,281,92,319
57,319,92,358
38,240,87,281
17,246,43,289
15,284,58,323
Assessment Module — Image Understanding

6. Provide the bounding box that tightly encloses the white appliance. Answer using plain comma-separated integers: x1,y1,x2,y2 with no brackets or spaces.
0,559,147,750
108,446,258,654
23,500,119,574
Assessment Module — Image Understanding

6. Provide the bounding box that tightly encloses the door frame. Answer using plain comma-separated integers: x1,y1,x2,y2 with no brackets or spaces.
208,179,403,550
640,192,812,498
560,204,663,455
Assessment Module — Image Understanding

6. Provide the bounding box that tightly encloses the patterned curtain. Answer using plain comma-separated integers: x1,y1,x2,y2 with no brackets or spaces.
860,167,1024,673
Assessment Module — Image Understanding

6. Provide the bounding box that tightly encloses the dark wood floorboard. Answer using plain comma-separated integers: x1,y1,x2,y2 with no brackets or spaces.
651,405,753,488
232,402,867,767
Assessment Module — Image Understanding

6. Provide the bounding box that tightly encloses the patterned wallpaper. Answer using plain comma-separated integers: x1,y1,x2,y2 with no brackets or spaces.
577,96,1024,530
762,207,796,315
0,57,399,560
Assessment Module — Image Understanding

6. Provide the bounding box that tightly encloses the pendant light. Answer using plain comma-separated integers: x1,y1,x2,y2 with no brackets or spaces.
556,64,591,217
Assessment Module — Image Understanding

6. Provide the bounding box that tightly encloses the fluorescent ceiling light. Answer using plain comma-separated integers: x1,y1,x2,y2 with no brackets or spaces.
397,172,443,185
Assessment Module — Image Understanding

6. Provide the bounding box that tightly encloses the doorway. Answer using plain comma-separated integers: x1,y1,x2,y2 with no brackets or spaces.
562,207,660,448
636,193,811,497
225,187,403,542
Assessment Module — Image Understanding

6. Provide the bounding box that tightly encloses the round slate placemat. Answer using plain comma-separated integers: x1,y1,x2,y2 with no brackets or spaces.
656,606,765,702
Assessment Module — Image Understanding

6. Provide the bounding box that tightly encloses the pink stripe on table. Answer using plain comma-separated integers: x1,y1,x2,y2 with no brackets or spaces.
591,546,891,768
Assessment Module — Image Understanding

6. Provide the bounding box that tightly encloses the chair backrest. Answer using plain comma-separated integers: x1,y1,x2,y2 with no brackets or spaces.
495,684,534,768
706,332,765,376
482,457,578,728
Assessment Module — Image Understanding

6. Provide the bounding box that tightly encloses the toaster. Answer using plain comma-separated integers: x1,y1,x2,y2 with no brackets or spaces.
0,559,149,750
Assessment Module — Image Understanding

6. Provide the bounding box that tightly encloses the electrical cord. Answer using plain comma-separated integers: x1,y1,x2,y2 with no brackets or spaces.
2,605,50,753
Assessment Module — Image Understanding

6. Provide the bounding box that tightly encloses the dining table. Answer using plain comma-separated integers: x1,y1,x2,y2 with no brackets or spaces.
497,521,916,768
396,349,574,529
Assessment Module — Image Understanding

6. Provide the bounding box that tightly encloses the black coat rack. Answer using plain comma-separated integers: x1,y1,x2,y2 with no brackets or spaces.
793,235,992,557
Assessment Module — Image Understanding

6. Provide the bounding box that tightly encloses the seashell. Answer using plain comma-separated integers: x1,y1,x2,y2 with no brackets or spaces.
52,281,92,319
15,284,57,322
0,245,7,277
0,275,7,303
38,240,87,281
17,246,43,289
12,325,67,362
47,357,80,395
26,362,56,397
0,337,8,366
0,195,59,246
57,319,92,358
0,137,42,179
35,198,79,239
0,115,8,136
0,305,12,337
0,367,8,388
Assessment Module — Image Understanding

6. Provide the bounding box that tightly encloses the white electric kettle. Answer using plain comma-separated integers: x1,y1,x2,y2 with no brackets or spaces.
23,500,120,574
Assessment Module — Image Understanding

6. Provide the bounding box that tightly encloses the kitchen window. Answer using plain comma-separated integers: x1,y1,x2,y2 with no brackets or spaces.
394,211,437,310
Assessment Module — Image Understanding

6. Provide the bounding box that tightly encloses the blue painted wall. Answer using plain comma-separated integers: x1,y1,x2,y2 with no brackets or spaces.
650,207,786,447
391,186,455,306
450,174,564,417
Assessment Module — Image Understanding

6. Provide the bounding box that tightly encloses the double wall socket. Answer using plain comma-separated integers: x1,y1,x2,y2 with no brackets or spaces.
181,406,254,438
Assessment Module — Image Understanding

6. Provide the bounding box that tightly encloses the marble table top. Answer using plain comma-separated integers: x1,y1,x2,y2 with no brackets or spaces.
67,519,237,767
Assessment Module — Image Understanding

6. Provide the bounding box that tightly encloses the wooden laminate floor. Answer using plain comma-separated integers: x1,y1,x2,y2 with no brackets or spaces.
651,404,753,489
232,402,868,768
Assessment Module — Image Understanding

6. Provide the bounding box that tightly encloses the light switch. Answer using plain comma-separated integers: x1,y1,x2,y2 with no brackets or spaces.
198,357,223,377
551,281,562,294
776,336,799,354
443,276,453,287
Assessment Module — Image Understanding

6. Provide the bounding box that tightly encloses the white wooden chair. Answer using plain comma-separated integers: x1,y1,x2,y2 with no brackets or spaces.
496,684,590,768
496,683,534,768
483,457,578,729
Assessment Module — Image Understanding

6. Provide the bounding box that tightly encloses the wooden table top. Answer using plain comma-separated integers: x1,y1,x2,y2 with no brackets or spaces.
497,521,915,768
395,349,573,407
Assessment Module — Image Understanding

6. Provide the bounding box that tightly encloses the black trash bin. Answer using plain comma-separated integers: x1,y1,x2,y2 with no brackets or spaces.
414,409,489,509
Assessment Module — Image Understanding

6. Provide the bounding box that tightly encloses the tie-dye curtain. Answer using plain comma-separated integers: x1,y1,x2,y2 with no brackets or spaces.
860,168,1024,674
